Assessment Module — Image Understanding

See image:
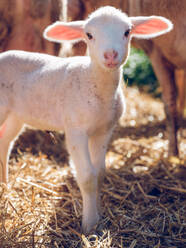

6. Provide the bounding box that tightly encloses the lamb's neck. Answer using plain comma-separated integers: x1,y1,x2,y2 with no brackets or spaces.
90,60,121,101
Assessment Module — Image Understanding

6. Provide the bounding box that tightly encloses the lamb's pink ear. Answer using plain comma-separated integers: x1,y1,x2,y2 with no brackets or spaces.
43,21,85,43
130,16,173,39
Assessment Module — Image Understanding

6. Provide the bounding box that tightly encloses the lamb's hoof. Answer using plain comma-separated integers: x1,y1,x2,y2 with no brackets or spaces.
82,214,99,235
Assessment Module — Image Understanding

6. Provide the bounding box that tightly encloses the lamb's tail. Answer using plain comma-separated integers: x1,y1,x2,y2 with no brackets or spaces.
0,123,6,138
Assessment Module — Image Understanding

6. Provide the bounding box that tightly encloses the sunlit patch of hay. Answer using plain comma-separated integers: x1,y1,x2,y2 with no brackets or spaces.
0,87,185,247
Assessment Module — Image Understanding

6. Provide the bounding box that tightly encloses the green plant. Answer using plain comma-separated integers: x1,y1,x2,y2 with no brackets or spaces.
123,47,161,97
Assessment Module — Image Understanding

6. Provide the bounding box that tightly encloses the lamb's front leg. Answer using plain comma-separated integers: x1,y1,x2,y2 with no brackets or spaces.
65,128,99,234
88,130,113,213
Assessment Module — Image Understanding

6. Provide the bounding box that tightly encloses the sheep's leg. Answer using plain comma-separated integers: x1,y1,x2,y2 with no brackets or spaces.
175,69,186,118
0,114,23,183
88,131,113,213
65,128,99,234
150,46,178,156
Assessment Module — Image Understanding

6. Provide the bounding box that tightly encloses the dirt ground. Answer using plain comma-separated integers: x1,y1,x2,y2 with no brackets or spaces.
0,87,185,248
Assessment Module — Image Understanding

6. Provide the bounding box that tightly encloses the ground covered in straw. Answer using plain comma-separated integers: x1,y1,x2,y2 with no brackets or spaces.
0,87,186,248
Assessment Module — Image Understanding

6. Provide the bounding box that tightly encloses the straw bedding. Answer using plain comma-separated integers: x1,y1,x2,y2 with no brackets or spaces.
0,87,185,248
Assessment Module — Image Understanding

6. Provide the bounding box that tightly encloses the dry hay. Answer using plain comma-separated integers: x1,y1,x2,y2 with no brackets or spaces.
0,87,186,248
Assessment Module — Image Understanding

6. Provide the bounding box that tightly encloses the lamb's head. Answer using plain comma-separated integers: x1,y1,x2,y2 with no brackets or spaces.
44,6,173,70
84,7,133,69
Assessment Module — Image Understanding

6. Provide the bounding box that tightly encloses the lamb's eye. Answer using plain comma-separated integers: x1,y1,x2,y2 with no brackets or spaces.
86,32,93,40
124,29,130,38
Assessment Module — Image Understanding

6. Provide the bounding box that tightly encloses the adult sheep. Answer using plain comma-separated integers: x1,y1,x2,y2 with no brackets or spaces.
0,0,62,55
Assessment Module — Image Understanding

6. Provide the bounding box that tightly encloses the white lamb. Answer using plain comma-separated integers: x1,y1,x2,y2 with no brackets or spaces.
0,6,172,233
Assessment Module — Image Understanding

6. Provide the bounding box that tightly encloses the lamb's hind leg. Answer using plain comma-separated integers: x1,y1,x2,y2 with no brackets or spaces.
0,114,23,184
